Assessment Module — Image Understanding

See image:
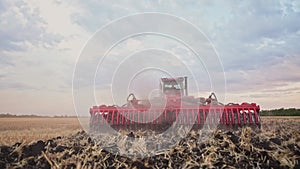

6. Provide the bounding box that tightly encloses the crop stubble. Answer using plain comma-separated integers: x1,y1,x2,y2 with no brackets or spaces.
0,117,81,145
0,117,299,168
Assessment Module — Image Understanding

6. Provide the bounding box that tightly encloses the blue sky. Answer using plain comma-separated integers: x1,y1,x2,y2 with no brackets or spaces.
0,0,300,115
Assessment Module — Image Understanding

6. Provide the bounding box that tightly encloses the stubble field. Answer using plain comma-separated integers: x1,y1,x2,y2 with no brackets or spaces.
0,117,300,168
0,117,82,146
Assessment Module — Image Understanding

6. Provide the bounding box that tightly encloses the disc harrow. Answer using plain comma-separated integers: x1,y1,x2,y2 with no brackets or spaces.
89,77,260,131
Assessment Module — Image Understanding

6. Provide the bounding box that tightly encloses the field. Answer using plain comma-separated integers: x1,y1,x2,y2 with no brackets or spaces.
0,117,300,168
0,117,82,146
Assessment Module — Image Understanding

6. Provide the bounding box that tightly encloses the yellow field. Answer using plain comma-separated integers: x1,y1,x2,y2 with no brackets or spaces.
0,117,82,145
0,116,299,146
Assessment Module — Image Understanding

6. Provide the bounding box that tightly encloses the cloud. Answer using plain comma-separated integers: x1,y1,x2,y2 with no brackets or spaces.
226,55,300,89
207,1,300,71
0,0,63,52
1,0,300,115
0,0,90,91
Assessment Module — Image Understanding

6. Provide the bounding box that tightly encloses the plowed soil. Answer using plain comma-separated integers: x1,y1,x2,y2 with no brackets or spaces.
0,117,300,169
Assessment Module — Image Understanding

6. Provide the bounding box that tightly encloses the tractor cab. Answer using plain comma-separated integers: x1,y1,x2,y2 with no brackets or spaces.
160,77,188,96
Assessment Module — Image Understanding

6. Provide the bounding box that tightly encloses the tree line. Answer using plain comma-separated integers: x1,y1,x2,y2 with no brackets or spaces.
0,113,77,118
260,108,300,116
0,113,41,117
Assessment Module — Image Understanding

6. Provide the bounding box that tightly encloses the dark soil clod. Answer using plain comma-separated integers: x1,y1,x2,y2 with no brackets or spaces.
270,137,282,145
21,140,45,159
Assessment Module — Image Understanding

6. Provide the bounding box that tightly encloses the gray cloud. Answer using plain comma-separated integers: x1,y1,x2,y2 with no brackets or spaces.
1,0,300,115
0,0,62,52
0,81,37,90
68,0,300,108
225,55,300,94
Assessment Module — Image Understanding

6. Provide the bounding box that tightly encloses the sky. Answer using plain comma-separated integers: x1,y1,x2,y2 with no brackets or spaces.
0,0,300,116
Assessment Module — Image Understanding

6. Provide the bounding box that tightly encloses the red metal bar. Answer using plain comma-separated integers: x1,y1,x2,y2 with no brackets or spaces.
126,110,130,125
169,110,172,123
222,109,225,124
176,109,178,123
197,109,201,124
90,103,260,128
141,111,144,124
127,110,130,124
236,108,240,124
122,110,125,125
203,109,207,124
155,110,158,124
121,110,125,125
137,111,139,124
157,110,160,124
151,110,154,124
218,109,221,124
208,109,211,124
116,111,119,125
101,112,104,124
219,109,223,124
254,108,258,124
148,110,151,124
225,109,229,124
231,108,234,125
214,108,217,124
242,108,246,125
160,110,163,124
130,110,133,124
213,109,216,124
133,110,136,124
207,109,210,124
192,109,195,124
248,108,253,124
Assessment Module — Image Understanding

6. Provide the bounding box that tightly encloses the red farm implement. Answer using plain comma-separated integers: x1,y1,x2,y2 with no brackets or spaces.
89,77,260,131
